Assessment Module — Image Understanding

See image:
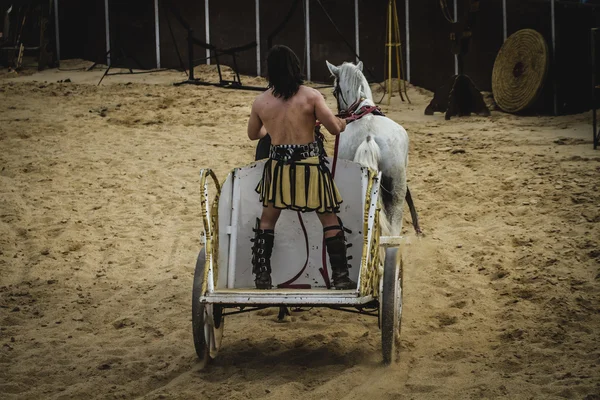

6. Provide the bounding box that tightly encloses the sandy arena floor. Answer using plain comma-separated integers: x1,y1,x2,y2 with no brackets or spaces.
1,60,599,399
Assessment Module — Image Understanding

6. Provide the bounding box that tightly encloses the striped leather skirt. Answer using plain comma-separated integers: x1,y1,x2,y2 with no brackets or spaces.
255,141,343,214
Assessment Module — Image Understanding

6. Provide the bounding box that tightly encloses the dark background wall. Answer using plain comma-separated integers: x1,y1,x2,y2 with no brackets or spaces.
260,0,306,77
109,0,156,69
553,2,600,114
57,0,106,63
463,0,504,92
409,0,456,91
309,0,357,83
209,0,256,75
46,0,600,114
159,0,206,71
355,0,388,85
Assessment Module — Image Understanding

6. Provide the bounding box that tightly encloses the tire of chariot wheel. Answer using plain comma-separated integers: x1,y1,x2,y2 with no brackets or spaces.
381,247,402,365
492,29,549,113
192,248,210,365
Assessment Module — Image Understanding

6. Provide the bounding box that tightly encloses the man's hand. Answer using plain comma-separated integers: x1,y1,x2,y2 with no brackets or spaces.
340,118,347,133
315,91,346,136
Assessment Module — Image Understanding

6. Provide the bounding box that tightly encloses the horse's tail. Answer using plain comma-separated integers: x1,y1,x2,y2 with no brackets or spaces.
353,136,393,237
353,135,380,172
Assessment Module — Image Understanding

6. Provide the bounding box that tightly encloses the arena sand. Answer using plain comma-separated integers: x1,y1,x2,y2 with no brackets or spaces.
1,60,599,399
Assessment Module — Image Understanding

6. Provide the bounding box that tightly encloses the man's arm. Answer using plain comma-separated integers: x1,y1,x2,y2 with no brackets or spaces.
247,100,266,141
314,90,346,135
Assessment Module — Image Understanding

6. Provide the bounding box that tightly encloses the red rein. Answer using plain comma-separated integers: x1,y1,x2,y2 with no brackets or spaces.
315,103,383,288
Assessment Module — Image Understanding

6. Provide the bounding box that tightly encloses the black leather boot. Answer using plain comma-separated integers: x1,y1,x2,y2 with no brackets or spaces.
325,230,356,290
251,226,274,289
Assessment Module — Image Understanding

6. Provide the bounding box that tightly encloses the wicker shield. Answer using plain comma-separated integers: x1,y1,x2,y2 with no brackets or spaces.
492,29,549,113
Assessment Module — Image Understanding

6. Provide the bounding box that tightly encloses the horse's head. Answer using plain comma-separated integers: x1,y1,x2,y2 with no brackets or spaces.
326,60,373,114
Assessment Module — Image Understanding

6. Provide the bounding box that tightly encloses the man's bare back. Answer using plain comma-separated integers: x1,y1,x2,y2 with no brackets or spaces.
246,45,356,290
247,85,346,145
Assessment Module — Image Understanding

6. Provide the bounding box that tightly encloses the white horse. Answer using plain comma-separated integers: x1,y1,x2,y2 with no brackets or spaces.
326,60,410,236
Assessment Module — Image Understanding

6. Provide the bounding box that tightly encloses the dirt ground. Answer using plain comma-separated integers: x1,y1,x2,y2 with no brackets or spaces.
1,60,599,399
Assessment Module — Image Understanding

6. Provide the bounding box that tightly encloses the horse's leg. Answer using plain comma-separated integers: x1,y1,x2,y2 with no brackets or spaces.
379,170,406,237
390,172,407,236
372,133,407,237
405,187,422,235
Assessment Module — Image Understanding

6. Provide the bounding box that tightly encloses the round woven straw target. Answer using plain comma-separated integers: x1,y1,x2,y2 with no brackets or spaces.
492,29,549,113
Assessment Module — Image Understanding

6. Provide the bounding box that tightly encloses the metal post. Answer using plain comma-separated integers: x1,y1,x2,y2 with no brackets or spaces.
551,0,557,115
454,0,458,75
188,29,195,80
205,0,210,65
387,0,392,105
104,0,110,66
305,0,311,81
154,0,160,68
405,0,410,82
256,0,261,76
355,0,359,63
502,0,507,41
54,0,61,63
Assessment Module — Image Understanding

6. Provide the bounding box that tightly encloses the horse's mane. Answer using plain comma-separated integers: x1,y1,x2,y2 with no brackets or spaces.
337,63,373,107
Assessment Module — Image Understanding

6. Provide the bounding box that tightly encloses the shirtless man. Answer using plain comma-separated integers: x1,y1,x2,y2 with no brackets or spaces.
247,45,356,290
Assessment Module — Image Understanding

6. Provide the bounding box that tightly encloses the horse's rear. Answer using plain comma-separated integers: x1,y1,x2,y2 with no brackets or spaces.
325,60,411,236
340,113,408,236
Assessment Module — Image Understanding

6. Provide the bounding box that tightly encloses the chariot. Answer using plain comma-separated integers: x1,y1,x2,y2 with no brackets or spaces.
193,158,406,366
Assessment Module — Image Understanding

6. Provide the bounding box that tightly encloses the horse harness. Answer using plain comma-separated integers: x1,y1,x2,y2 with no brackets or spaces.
316,97,385,131
332,77,385,121
342,101,385,123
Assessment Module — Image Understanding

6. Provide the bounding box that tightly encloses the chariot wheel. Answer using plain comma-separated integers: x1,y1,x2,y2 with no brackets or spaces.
192,248,224,367
381,247,403,365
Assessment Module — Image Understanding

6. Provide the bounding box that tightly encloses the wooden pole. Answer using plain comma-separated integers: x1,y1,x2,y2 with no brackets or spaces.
393,0,409,102
385,0,409,105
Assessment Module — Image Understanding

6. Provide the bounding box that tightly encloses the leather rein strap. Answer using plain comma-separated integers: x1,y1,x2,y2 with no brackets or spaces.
277,211,312,289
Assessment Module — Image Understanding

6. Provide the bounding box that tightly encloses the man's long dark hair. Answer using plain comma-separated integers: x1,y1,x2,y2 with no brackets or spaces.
266,45,304,100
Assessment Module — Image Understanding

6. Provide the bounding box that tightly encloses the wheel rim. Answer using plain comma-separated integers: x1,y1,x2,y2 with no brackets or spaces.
394,262,402,344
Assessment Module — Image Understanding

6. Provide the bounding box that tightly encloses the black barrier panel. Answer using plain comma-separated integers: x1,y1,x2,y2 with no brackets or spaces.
58,0,105,63
462,0,504,93
309,0,356,83
108,0,155,69
356,0,409,88
210,0,256,76
158,0,206,70
355,0,390,86
408,0,455,91
555,4,599,114
505,0,554,113
260,0,306,78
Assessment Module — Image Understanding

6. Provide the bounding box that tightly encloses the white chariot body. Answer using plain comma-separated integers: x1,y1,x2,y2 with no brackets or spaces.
193,158,405,366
